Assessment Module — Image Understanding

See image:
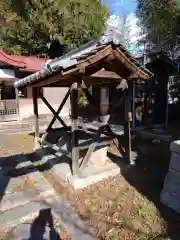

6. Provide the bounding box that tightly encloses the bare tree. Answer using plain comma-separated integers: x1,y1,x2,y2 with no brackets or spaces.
106,13,131,48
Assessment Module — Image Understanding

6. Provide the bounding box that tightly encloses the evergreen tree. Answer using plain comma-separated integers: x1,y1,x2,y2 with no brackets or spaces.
136,0,180,54
0,0,108,57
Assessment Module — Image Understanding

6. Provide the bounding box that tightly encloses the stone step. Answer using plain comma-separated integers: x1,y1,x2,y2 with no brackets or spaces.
0,201,49,229
0,189,39,212
0,175,26,195
13,154,56,197
35,148,71,182
0,192,97,239
0,196,97,239
0,188,57,213
0,117,69,133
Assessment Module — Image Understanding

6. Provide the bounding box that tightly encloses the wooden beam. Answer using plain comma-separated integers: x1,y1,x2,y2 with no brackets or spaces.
83,79,112,86
46,89,70,132
85,78,127,88
46,79,73,87
39,92,69,130
82,69,122,85
128,73,139,79
105,125,125,156
71,82,79,176
91,70,122,80
83,76,122,85
31,67,79,88
31,72,63,88
15,87,20,119
114,48,149,80
79,129,102,175
32,87,39,149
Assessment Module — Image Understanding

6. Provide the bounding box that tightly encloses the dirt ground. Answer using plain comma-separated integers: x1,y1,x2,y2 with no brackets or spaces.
67,174,166,240
1,126,180,240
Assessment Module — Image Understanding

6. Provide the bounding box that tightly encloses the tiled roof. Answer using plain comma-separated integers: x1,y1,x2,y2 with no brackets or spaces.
0,51,48,72
137,51,177,75
14,29,153,89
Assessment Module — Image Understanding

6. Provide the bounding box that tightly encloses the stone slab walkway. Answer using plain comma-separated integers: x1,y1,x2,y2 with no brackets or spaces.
0,116,71,134
0,133,96,240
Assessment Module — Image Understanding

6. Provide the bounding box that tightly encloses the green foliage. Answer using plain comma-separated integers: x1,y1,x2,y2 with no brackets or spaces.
136,0,180,53
137,0,180,102
78,89,89,108
0,0,109,56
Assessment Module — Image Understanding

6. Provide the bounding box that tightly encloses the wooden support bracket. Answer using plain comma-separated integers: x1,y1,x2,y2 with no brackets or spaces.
39,92,69,131
46,89,70,132
79,127,103,175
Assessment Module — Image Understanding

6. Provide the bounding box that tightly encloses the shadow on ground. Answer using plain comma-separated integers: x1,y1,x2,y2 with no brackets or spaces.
29,208,60,240
119,134,180,240
7,209,61,240
0,147,97,239
0,151,67,238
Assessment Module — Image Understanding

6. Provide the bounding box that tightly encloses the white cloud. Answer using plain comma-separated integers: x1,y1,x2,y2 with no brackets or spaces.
127,13,141,44
107,15,121,28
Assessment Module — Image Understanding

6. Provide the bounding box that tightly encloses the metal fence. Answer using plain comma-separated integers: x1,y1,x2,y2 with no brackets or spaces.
0,99,18,122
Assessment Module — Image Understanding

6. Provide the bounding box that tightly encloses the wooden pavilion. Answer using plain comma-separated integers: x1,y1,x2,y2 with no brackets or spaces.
14,35,152,177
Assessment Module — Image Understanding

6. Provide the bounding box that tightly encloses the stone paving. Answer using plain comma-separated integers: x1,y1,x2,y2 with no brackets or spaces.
0,133,97,240
0,116,71,135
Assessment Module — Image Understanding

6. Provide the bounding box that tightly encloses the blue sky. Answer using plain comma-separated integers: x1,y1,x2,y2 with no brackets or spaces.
102,0,137,15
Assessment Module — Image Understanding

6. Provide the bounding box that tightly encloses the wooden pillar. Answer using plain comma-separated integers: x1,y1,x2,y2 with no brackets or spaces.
0,85,2,100
165,82,169,126
124,88,132,164
71,82,79,176
132,81,136,129
15,87,20,121
144,81,149,125
32,87,40,149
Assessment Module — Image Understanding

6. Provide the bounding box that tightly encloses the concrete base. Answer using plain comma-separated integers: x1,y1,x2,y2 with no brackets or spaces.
85,146,109,167
35,124,126,189
170,140,180,153
68,163,123,190
36,147,126,190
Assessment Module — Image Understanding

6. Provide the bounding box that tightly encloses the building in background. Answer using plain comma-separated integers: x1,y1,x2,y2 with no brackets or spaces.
0,51,69,121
